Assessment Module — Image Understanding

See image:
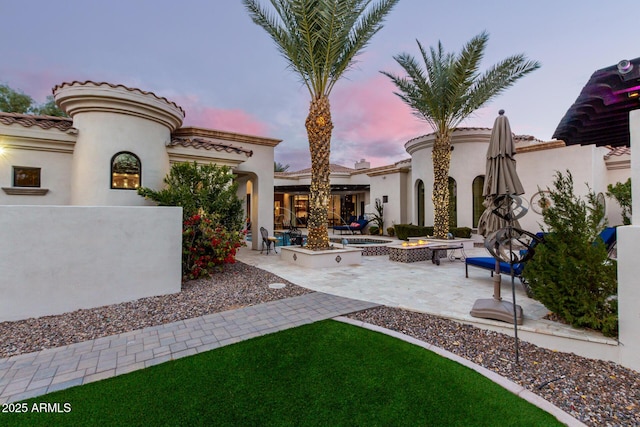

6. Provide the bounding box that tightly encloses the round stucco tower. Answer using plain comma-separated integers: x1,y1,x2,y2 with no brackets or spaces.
53,81,185,205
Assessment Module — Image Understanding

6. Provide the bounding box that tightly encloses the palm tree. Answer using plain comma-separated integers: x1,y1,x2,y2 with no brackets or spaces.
382,32,540,238
274,161,290,172
243,0,399,249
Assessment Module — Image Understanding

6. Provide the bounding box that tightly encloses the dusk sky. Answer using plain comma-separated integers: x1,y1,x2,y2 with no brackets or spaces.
2,1,639,171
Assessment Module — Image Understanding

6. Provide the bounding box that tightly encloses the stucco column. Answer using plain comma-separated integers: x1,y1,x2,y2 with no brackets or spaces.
617,109,640,372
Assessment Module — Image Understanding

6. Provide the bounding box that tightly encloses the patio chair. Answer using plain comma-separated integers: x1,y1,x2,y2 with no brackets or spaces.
260,226,278,254
288,227,304,246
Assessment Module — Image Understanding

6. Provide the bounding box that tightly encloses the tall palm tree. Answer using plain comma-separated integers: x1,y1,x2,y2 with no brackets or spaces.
244,0,399,249
382,32,540,238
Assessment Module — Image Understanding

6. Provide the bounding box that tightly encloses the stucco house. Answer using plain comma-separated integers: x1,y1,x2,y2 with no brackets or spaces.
0,81,280,247
0,81,280,321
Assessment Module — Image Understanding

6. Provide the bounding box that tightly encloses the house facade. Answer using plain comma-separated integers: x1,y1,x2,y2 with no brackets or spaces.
0,81,280,321
275,127,630,235
0,81,280,249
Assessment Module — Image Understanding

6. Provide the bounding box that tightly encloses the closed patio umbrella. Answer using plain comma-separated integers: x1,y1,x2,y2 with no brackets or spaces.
471,109,526,361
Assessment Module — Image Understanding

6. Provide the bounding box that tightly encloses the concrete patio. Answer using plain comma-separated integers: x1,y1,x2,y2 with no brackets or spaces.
237,242,619,363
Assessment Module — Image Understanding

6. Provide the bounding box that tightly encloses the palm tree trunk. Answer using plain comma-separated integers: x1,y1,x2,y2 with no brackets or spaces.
432,132,451,239
305,96,333,250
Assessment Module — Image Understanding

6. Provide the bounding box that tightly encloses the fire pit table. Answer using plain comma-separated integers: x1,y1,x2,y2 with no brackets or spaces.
388,240,465,265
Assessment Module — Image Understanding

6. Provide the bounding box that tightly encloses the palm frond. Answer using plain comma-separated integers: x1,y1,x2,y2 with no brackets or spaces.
244,0,399,98
382,31,540,132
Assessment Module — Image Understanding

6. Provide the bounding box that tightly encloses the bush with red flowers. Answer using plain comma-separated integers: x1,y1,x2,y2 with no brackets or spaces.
182,213,246,280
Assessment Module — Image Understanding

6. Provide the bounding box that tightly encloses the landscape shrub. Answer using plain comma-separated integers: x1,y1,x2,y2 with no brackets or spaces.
523,170,618,337
139,162,246,278
607,178,632,225
394,224,471,240
138,161,244,231
386,226,395,237
182,214,246,280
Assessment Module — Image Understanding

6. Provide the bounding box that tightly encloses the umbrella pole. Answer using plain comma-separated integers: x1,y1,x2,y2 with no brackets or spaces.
493,259,502,300
508,207,520,364
511,270,519,364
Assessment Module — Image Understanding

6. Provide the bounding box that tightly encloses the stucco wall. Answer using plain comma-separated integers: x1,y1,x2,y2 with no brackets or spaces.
0,149,72,205
0,206,182,322
448,140,488,228
369,172,407,232
236,142,274,250
70,113,171,206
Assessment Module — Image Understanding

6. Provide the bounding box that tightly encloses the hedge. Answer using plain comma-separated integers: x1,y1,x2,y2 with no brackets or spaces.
393,224,472,240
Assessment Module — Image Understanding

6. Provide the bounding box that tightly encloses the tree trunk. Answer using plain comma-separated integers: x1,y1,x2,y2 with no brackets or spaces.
432,131,452,239
305,96,333,250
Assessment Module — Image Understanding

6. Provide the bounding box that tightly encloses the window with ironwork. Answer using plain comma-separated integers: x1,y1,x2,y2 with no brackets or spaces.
111,152,141,190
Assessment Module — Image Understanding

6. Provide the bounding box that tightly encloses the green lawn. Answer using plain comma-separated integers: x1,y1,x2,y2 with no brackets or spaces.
3,320,561,426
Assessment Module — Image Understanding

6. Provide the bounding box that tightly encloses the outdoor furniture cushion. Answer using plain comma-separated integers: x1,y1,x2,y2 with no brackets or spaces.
333,217,369,234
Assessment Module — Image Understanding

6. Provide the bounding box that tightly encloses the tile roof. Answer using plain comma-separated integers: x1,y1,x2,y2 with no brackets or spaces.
168,137,253,157
406,127,545,145
553,57,640,147
52,81,185,116
278,163,355,176
0,112,76,133
405,127,494,144
604,145,631,159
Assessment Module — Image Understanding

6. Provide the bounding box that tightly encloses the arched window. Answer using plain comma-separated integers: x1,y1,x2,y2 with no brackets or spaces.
111,152,141,190
416,180,425,227
448,177,457,227
472,175,485,227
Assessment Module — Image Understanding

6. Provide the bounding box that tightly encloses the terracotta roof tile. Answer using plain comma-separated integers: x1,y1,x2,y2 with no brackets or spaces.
52,81,185,116
0,112,76,133
168,137,253,157
604,145,631,159
406,127,545,145
279,163,355,176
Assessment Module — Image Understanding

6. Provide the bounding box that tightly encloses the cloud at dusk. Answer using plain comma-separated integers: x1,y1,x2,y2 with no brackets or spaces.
330,74,429,167
177,95,269,137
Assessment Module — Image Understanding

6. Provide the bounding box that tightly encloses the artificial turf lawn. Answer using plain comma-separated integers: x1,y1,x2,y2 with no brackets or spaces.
2,320,562,426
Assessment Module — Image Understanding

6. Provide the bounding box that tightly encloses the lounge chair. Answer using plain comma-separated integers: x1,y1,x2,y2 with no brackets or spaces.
465,227,616,293
465,231,544,294
332,216,369,235
260,226,278,254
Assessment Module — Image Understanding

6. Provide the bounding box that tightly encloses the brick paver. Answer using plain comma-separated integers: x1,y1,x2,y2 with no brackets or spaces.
0,292,377,404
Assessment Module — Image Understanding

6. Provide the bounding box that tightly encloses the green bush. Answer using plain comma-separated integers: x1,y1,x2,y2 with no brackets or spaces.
386,226,395,237
139,162,246,277
607,178,632,225
182,214,246,280
523,171,618,337
394,224,471,240
138,161,244,231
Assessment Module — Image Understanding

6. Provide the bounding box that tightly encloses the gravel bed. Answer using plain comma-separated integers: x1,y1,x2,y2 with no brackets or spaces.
0,262,311,358
1,261,638,426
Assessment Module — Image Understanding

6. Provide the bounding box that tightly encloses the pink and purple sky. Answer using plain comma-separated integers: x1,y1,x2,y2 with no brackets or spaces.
1,0,638,171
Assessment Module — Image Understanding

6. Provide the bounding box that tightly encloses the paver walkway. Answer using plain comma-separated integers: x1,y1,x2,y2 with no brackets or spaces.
0,292,378,404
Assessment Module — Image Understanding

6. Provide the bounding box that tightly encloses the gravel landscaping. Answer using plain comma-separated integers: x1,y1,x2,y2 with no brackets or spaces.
1,261,638,426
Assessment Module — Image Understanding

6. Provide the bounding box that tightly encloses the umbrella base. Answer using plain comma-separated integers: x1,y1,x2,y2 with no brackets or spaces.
470,298,523,325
